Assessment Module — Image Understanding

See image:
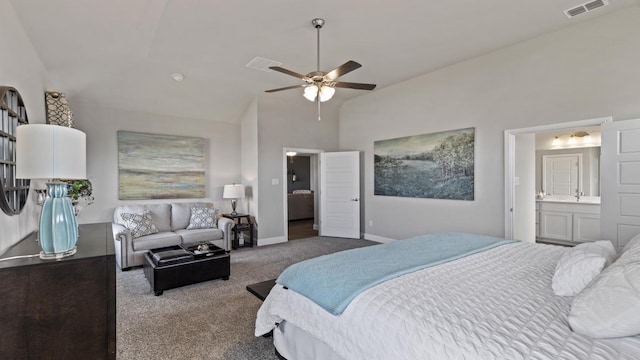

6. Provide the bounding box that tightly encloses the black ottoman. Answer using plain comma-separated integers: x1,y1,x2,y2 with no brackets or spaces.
143,245,230,296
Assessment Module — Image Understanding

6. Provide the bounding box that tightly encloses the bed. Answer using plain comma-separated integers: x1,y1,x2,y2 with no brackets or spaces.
255,232,640,360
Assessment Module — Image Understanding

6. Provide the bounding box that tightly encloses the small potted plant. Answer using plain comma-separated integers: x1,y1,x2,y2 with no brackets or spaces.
65,179,94,215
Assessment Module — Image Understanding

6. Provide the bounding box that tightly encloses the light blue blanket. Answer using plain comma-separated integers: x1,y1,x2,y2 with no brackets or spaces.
276,232,515,315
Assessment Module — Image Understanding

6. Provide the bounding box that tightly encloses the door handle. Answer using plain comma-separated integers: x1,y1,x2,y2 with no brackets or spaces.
350,198,359,201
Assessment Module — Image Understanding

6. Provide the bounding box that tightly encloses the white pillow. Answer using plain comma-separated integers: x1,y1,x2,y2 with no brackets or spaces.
622,232,640,254
568,245,640,338
551,240,617,297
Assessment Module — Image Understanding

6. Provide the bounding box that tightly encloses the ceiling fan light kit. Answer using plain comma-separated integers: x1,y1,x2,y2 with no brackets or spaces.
265,18,376,120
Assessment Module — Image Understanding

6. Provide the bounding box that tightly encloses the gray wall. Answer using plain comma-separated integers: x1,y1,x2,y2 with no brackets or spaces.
515,134,536,242
339,8,640,241
71,104,241,224
240,98,258,218
0,0,51,252
256,96,340,241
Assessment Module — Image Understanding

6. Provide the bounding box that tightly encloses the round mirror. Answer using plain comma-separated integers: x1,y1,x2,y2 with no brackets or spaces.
0,86,30,215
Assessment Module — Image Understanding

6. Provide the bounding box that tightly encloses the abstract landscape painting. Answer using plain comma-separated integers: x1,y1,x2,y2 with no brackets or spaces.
374,127,474,200
118,131,205,199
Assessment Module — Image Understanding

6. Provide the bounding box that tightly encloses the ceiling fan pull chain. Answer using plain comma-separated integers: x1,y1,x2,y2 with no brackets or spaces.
317,97,322,121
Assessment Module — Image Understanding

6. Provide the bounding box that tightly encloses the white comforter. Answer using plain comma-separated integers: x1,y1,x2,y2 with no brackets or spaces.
256,242,640,360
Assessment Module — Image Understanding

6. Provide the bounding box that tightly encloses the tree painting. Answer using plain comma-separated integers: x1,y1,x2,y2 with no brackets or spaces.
374,128,474,200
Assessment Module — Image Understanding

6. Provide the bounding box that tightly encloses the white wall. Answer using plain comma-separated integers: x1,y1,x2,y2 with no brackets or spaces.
72,104,241,224
340,8,640,240
256,96,340,242
0,0,50,252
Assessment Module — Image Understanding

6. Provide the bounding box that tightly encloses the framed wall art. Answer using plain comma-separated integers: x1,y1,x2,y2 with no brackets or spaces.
374,127,475,200
118,131,205,199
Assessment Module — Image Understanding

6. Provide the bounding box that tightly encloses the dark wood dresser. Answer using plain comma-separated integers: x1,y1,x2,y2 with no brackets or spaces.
0,223,116,360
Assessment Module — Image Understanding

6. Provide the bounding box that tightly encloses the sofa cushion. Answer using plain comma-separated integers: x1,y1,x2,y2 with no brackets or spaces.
187,207,219,229
171,202,213,231
120,211,159,238
175,228,224,245
132,232,182,251
114,204,172,232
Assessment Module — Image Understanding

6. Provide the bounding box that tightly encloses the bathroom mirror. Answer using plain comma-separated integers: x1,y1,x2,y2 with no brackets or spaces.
0,86,30,215
538,147,600,196
535,127,601,198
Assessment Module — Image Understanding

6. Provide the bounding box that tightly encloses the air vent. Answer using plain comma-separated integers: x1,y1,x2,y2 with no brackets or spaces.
564,0,608,18
246,57,282,72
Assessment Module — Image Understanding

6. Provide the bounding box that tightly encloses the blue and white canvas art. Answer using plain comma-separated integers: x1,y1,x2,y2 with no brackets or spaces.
118,131,205,199
374,127,474,200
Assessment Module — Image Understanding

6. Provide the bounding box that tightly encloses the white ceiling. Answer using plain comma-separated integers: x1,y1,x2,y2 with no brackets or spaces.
8,0,639,124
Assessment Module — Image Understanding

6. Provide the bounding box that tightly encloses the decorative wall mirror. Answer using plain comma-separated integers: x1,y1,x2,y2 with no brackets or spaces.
0,86,30,215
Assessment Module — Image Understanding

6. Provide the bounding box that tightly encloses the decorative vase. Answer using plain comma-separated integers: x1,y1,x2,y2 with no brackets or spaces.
38,182,78,258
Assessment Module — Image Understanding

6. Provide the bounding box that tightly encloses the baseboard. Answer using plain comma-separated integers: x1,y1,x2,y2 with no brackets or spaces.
363,233,396,243
258,236,287,246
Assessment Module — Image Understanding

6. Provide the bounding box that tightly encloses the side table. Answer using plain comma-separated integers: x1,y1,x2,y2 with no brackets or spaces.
222,213,254,249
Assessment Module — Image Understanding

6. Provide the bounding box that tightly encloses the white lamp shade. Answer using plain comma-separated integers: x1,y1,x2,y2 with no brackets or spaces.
16,124,86,180
318,86,335,102
303,85,318,102
223,184,245,199
303,85,335,102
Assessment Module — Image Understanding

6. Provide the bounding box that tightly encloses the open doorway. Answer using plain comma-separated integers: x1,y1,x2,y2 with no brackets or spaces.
504,117,611,242
283,148,322,241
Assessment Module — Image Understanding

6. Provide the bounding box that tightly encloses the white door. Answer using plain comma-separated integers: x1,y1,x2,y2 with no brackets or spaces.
601,118,640,249
320,151,360,238
543,154,580,195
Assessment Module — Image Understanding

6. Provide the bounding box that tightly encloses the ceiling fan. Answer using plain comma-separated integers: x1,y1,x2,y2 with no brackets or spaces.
265,18,376,120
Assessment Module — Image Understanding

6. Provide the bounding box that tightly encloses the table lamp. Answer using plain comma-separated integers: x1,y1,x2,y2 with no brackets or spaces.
16,124,86,259
223,184,245,215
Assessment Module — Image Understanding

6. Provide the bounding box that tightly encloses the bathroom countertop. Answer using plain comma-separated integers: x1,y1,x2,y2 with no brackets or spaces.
536,196,600,204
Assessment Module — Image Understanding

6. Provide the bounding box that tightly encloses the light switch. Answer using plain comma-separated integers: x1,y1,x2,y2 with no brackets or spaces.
272,178,279,185
514,177,520,186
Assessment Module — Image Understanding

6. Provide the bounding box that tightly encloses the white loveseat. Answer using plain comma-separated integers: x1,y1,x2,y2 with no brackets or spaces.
111,202,233,270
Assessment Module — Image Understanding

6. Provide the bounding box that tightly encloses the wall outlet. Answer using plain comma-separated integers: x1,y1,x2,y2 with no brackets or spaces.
272,178,279,185
514,177,520,186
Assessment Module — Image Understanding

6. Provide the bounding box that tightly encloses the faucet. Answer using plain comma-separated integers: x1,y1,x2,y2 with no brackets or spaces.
575,190,584,202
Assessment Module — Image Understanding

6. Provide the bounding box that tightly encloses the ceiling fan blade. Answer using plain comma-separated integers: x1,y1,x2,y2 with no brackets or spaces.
265,84,306,93
331,81,376,90
326,61,362,80
269,66,310,81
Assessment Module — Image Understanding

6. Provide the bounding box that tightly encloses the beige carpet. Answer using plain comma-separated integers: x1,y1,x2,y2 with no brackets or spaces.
116,236,376,359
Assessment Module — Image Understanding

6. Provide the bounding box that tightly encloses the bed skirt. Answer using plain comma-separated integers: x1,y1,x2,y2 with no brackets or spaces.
274,321,344,360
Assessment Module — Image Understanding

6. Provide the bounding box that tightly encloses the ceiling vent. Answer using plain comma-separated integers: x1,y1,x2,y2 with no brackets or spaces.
246,57,282,72
564,0,608,18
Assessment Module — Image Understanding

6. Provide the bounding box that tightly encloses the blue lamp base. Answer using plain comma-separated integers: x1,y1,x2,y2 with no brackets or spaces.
38,182,79,260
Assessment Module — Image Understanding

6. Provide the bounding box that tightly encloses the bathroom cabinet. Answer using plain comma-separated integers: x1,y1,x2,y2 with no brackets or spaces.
537,201,601,245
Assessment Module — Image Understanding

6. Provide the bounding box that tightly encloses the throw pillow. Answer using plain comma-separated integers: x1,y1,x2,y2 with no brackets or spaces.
568,244,640,338
186,207,219,230
551,240,617,297
120,211,159,238
622,232,640,255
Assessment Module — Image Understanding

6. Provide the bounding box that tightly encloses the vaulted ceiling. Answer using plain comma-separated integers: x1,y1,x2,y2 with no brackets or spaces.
9,0,639,123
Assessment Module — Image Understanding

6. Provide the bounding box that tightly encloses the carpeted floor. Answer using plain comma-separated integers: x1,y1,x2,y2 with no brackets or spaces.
117,236,376,360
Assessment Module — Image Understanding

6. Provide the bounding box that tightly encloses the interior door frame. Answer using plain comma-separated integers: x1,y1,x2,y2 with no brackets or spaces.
282,147,324,242
504,116,612,239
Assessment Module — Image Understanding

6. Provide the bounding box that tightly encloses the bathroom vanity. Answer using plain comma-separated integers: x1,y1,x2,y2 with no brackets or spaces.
536,196,601,246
